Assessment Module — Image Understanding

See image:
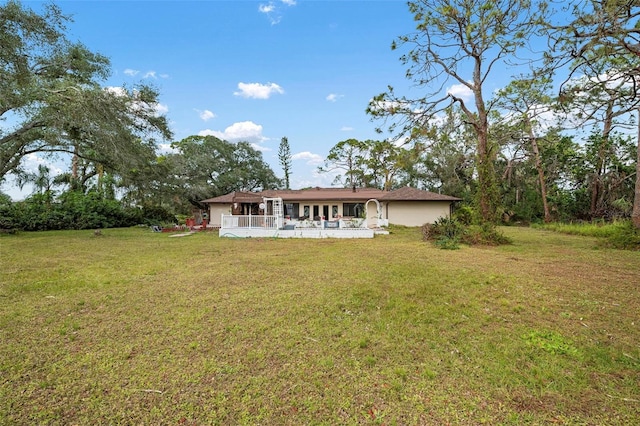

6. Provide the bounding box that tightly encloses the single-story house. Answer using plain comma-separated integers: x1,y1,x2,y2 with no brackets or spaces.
202,187,461,230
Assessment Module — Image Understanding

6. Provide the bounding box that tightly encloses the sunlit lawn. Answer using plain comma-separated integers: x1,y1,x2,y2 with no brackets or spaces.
1,226,639,424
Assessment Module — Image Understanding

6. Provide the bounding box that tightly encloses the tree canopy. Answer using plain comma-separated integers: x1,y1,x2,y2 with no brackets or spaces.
163,135,282,208
0,0,171,182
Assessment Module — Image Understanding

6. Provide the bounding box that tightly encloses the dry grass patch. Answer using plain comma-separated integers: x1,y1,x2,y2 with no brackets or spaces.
1,226,639,424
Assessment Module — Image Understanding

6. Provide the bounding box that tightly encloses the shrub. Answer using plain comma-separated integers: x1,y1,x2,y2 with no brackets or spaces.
462,223,512,246
423,217,511,249
422,217,465,249
602,221,640,250
452,205,475,225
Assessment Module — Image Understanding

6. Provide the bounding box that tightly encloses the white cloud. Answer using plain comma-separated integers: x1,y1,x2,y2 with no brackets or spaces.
105,86,127,97
23,154,63,175
340,126,353,131
259,3,275,13
124,68,139,77
259,0,296,25
234,82,284,99
158,143,179,154
143,71,157,79
197,109,216,121
155,103,169,115
198,121,266,143
251,143,271,152
292,151,323,165
447,82,474,102
326,93,344,102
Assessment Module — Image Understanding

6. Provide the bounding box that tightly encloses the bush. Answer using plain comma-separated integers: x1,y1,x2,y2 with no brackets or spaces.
422,217,511,249
462,223,512,246
0,190,148,231
422,217,465,249
602,221,640,250
452,205,475,225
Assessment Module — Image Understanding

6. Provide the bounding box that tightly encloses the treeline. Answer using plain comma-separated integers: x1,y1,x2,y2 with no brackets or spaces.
318,124,636,224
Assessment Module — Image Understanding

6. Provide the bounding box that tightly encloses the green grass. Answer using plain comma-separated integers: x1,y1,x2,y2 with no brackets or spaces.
1,226,639,424
533,220,640,250
532,220,630,238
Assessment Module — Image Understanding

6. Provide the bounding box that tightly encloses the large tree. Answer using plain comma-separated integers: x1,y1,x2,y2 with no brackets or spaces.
368,0,546,223
166,135,281,207
0,1,171,182
495,77,556,222
317,139,368,191
545,0,640,227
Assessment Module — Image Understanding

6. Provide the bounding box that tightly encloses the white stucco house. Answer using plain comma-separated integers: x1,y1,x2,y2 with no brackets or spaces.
201,187,461,238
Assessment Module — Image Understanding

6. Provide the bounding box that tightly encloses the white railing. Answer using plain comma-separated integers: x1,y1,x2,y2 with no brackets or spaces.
221,214,281,229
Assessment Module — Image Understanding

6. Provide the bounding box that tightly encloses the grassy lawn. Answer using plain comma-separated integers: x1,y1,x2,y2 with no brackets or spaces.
1,226,639,425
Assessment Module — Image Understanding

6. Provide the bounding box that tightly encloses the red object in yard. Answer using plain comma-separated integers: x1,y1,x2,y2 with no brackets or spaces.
186,218,195,227
201,219,208,228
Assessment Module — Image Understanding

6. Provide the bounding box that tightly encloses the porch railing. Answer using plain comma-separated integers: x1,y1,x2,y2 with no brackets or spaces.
221,214,281,229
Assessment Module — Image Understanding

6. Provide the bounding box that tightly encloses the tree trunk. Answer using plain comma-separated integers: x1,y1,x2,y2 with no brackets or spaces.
525,116,551,222
532,137,551,222
632,108,640,228
591,100,614,218
476,127,498,223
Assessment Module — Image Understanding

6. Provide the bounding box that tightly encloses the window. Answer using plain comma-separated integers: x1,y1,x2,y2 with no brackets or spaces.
343,203,364,218
332,205,338,217
313,205,320,220
285,203,299,219
303,205,310,219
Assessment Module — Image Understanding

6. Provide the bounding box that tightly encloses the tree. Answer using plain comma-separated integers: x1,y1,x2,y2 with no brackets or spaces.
317,139,368,190
165,135,281,208
278,136,292,189
545,0,640,227
368,0,546,223
15,164,57,205
495,77,556,222
0,1,171,182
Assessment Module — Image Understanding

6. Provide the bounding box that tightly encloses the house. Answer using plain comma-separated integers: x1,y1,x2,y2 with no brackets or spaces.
201,187,461,238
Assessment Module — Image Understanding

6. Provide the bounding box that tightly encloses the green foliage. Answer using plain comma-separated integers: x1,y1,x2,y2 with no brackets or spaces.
423,216,511,249
537,220,640,251
278,136,292,189
163,135,281,208
0,1,171,181
0,191,147,231
463,223,512,246
603,221,640,250
452,205,475,225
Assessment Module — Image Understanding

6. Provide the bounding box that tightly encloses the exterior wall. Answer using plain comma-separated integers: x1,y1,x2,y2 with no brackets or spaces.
209,204,231,227
386,201,452,226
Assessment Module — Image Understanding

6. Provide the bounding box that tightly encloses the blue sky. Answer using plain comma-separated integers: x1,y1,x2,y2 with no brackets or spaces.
3,0,426,199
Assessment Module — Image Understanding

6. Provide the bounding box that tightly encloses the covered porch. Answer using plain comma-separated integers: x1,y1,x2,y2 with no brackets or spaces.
218,197,387,239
